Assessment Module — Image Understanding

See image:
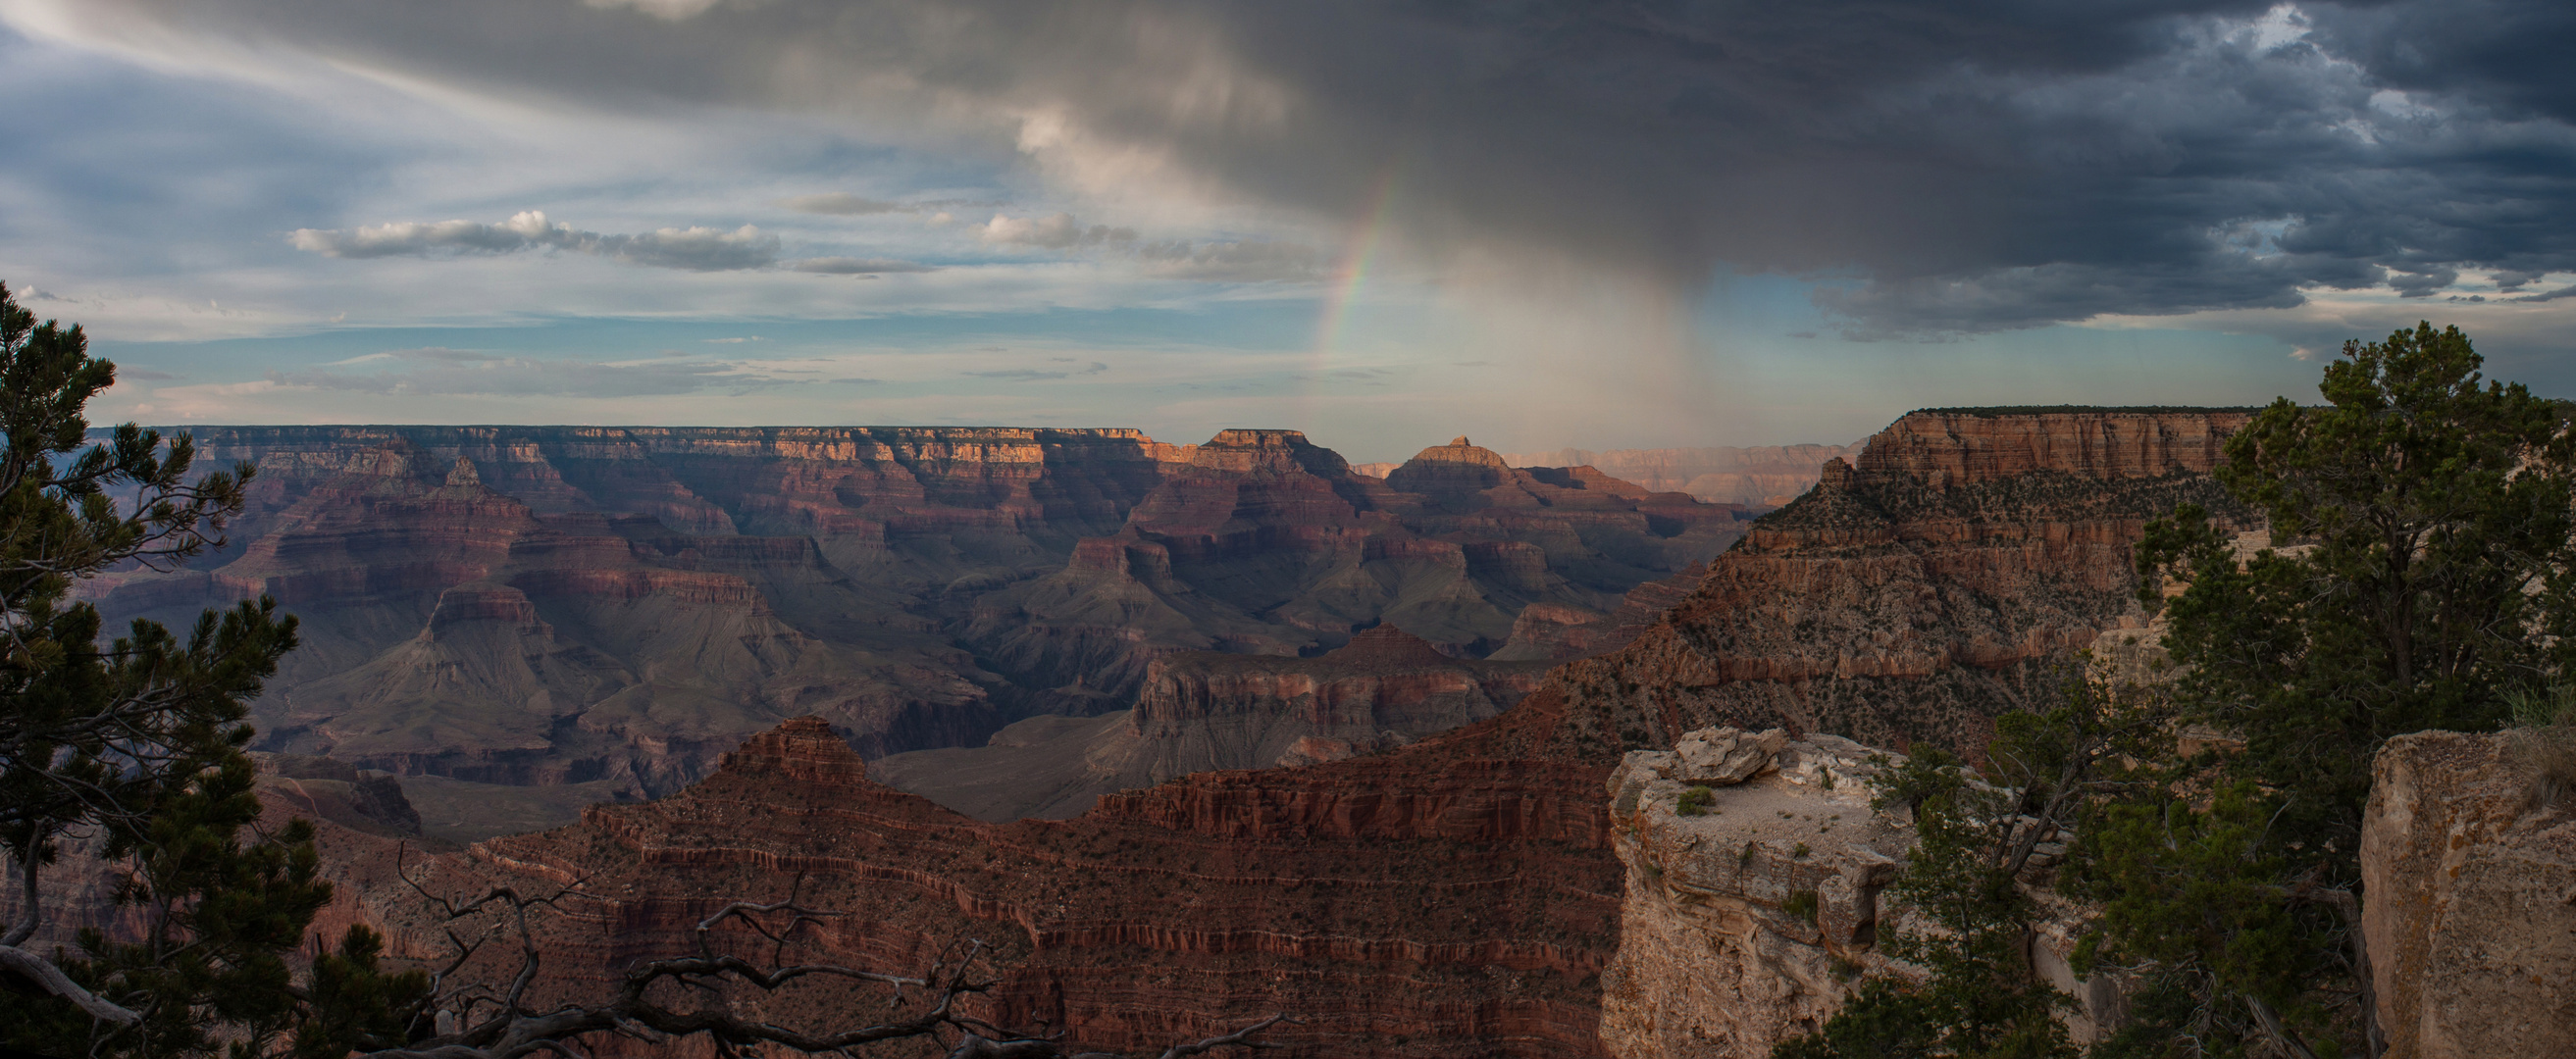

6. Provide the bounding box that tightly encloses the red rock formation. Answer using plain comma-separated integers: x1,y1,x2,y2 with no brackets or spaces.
1857,409,2252,486
963,430,1749,694
1535,409,2259,755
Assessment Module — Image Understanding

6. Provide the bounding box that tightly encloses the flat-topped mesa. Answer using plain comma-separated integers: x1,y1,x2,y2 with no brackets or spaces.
1187,429,1351,476
1538,405,2262,768
1859,408,2259,487
1384,436,1514,493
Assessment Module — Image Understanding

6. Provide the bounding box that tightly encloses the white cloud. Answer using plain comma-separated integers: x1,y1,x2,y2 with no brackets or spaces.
780,192,905,215
979,213,1135,250
787,256,938,275
290,211,780,272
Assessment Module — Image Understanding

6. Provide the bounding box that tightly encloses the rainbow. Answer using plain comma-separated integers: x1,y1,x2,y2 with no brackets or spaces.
1313,162,1404,359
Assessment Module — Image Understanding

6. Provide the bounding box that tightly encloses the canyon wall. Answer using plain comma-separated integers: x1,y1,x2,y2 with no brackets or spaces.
1534,408,2258,758
2362,731,2576,1057
80,426,1747,817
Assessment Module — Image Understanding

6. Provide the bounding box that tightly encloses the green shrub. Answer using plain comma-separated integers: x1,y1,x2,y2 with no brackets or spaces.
1677,785,1717,816
1784,889,1820,926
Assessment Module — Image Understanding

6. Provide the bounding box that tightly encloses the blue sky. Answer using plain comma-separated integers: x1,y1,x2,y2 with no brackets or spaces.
3,2,2570,464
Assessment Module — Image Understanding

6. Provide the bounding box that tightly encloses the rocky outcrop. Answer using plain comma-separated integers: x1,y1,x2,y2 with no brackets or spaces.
1857,408,2255,487
252,753,425,837
81,426,1748,830
2362,731,2576,1058
1598,727,2130,1057
1599,731,1913,1056
870,627,1555,821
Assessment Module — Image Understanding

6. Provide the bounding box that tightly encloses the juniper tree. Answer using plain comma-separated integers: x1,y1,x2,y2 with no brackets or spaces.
2080,323,2574,1058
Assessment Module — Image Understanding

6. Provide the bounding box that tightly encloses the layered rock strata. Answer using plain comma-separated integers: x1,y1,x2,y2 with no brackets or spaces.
2362,731,2576,1058
1537,408,2259,758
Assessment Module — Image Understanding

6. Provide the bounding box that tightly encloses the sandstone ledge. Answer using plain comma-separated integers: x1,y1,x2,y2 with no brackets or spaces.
1598,731,1915,1058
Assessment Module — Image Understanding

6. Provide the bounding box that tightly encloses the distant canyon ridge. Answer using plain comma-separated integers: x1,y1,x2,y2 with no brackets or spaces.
78,425,1766,832
1351,442,1866,508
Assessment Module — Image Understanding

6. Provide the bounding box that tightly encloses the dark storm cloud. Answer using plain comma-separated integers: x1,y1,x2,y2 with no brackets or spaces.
37,0,2576,333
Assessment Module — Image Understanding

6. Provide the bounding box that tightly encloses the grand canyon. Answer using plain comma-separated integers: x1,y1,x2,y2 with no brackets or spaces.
18,407,2563,1057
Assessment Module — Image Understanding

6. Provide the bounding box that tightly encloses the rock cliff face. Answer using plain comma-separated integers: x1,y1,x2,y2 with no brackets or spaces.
2362,731,2576,1058
80,426,1747,819
1536,408,2258,758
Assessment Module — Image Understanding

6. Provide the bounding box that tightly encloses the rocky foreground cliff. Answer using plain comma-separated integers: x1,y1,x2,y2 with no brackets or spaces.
2362,731,2576,1057
79,427,1746,816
